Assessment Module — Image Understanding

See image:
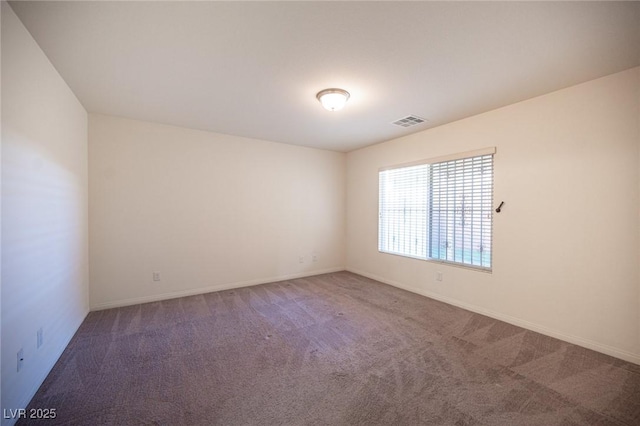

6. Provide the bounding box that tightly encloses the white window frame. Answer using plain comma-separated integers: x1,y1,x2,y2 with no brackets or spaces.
378,147,495,271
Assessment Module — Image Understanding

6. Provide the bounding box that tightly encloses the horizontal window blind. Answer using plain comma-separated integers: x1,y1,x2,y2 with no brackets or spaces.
429,154,493,269
378,150,494,270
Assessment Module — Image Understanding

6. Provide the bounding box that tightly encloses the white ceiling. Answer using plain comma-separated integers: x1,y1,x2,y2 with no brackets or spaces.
9,1,640,152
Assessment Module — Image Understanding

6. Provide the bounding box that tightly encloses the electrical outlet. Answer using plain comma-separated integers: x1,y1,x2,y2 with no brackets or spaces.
436,271,443,282
37,327,44,349
17,348,24,372
299,256,304,264
312,254,318,262
153,272,161,282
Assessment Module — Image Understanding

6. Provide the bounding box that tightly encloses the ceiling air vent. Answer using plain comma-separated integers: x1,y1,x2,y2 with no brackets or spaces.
392,115,427,128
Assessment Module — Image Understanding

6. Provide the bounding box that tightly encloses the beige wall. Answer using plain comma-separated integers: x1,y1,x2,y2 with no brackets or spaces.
1,2,89,419
346,67,640,364
89,114,345,309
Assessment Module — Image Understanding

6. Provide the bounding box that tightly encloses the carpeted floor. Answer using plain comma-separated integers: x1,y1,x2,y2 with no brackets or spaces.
21,271,640,425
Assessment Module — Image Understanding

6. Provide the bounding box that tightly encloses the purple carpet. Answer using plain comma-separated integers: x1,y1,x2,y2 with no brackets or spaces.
21,272,640,425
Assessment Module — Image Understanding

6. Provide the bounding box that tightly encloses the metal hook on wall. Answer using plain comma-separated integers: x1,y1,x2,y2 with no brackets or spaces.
495,201,505,213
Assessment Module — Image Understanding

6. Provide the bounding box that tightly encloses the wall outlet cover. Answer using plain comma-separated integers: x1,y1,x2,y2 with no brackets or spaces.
17,348,24,372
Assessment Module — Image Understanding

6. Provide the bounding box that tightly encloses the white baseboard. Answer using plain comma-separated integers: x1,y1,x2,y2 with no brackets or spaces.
346,267,640,366
90,267,345,311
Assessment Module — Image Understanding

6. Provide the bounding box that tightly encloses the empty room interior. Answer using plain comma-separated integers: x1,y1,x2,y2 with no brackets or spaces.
2,1,640,425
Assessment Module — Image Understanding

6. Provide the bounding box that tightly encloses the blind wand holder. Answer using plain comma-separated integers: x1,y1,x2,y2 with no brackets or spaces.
495,201,505,213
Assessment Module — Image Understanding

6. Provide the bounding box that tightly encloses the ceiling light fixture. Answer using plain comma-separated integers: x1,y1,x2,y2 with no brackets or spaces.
316,88,350,111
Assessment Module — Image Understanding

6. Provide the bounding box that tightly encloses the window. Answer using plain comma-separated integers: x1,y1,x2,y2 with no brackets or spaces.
379,148,495,270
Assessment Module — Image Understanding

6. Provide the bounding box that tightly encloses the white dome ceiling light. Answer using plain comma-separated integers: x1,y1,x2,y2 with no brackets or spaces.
316,88,350,111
